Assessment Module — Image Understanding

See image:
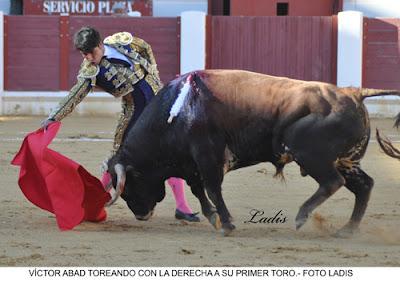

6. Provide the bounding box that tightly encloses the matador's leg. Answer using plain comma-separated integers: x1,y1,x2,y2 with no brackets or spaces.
101,95,134,191
112,94,134,155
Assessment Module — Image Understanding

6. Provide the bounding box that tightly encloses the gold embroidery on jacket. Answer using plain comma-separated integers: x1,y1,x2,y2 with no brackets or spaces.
113,84,134,98
105,68,118,80
113,94,134,153
101,59,111,69
127,68,145,82
103,32,133,46
112,74,127,88
53,33,164,159
103,32,163,97
48,79,92,121
145,75,163,94
78,59,99,79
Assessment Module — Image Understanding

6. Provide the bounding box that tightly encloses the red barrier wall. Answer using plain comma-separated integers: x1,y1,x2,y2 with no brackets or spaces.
5,16,60,90
4,15,343,90
230,0,342,16
363,18,400,90
207,16,337,83
4,16,179,91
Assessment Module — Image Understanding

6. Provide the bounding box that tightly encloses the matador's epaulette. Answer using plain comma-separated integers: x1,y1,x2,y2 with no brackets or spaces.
77,59,100,86
103,32,133,46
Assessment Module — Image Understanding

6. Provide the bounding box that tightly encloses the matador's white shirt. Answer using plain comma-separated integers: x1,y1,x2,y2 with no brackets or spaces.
104,45,133,70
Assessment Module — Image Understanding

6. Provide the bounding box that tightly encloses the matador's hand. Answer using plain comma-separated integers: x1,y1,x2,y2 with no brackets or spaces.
40,118,55,131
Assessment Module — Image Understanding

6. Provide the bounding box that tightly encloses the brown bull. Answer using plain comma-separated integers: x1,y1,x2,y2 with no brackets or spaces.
107,69,400,236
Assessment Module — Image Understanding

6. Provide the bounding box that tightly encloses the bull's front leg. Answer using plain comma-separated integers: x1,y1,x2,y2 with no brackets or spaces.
187,177,220,229
191,137,235,236
194,161,235,236
205,184,235,236
193,176,234,235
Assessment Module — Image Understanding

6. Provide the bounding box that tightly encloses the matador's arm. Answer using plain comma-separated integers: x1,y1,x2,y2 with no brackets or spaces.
132,36,157,66
131,37,161,82
48,79,92,121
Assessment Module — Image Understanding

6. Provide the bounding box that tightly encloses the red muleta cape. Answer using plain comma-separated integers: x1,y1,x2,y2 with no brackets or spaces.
11,122,111,230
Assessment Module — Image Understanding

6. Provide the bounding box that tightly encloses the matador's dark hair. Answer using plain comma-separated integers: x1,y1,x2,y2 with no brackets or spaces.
73,26,101,53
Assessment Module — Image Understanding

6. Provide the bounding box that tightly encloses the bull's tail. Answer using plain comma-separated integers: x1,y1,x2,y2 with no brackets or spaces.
376,128,400,160
360,88,400,100
358,88,400,127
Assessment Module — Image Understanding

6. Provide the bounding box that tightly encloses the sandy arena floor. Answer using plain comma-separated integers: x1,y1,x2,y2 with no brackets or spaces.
1,116,400,266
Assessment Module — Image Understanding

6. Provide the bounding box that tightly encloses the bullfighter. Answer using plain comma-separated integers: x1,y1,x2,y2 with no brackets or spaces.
41,26,199,222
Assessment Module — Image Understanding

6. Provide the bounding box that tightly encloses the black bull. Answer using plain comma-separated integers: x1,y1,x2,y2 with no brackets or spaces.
107,69,400,236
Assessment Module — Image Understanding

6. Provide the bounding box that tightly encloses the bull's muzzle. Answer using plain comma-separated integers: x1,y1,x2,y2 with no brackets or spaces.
135,210,154,221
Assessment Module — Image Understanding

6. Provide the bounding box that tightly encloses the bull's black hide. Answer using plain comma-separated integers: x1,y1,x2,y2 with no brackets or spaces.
107,69,400,236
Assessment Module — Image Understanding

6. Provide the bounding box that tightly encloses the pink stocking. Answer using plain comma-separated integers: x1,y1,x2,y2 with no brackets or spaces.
167,177,193,214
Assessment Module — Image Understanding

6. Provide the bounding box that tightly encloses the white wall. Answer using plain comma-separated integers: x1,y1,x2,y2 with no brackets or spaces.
0,11,3,115
336,10,400,117
344,0,400,17
0,0,10,15
2,92,120,117
337,11,363,88
180,11,206,74
153,0,207,17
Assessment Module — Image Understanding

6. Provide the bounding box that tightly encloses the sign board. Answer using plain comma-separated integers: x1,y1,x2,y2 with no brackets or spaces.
23,0,152,16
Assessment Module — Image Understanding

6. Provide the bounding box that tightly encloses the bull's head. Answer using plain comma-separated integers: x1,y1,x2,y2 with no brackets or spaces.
107,162,166,221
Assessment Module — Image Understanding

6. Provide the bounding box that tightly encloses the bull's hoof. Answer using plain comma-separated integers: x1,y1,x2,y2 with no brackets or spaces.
208,213,222,230
295,214,308,230
221,223,236,237
333,225,359,238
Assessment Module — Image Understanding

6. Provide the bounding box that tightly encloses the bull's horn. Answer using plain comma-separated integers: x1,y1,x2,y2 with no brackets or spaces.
105,163,126,207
